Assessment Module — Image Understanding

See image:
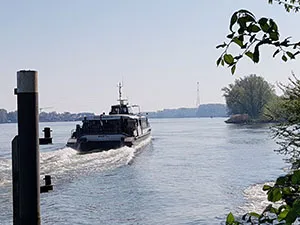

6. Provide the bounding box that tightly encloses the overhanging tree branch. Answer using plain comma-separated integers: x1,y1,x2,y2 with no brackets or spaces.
269,0,300,12
217,8,300,74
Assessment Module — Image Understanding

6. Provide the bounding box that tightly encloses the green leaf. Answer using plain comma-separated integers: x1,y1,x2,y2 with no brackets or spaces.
293,199,300,209
231,65,236,75
253,46,260,63
244,14,256,23
245,51,253,60
260,23,270,33
267,187,282,202
250,25,261,33
278,205,287,213
226,212,235,224
224,54,234,65
270,32,279,41
291,170,300,184
237,17,247,29
238,27,245,35
276,176,287,185
227,33,235,39
230,13,238,32
282,187,292,195
278,209,289,221
286,209,297,224
263,185,272,191
232,37,243,47
258,17,268,26
282,55,288,62
269,207,278,214
269,19,278,32
287,51,295,59
258,17,270,32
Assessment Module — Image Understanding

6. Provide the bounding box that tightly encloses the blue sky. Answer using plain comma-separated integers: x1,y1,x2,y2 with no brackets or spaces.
1,1,300,113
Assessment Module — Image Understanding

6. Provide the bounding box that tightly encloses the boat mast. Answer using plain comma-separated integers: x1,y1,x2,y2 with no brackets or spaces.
118,82,126,105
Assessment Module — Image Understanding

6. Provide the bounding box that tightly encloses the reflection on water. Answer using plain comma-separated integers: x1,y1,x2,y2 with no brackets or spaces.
0,118,286,225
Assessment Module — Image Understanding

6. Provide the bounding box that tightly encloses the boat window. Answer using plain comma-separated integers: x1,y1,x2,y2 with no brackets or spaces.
110,106,121,114
101,119,121,133
121,106,128,114
140,117,150,128
82,120,104,134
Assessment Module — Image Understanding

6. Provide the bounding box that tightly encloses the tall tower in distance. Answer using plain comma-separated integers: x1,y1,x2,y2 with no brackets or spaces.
196,82,200,108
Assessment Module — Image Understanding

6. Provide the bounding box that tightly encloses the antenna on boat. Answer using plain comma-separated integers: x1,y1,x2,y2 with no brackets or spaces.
117,82,127,105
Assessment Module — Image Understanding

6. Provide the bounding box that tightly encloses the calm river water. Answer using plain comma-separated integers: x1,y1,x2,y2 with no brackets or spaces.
0,118,286,224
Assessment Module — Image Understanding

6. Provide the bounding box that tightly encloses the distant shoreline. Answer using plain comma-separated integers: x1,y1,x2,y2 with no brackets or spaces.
0,104,228,124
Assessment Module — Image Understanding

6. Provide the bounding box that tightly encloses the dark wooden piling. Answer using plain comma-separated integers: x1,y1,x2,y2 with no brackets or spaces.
13,70,40,225
40,175,53,193
12,136,20,225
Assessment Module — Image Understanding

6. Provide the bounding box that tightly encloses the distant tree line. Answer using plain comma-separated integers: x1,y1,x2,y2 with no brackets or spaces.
0,109,95,124
0,109,17,123
0,104,228,124
146,104,228,118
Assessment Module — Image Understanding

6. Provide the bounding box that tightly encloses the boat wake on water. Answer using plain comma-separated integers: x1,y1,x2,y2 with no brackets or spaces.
238,182,280,215
0,159,11,187
40,136,151,181
0,136,151,189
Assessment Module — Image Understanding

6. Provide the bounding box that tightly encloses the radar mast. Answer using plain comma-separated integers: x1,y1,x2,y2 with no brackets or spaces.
117,82,127,105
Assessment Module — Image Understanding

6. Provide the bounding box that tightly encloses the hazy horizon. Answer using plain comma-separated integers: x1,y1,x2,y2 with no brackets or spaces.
1,1,299,114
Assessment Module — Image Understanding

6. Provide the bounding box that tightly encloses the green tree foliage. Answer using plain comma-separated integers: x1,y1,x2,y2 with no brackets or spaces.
222,74,275,119
270,74,300,160
262,95,287,122
216,1,300,74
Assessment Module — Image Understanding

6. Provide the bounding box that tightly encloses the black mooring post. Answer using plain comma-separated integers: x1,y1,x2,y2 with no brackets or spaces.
43,127,51,138
13,70,40,225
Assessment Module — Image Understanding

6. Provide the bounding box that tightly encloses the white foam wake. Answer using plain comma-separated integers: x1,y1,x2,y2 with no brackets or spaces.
0,136,152,188
239,182,280,214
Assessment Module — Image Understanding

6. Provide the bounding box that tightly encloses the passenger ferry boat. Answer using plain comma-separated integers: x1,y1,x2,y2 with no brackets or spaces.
66,83,151,153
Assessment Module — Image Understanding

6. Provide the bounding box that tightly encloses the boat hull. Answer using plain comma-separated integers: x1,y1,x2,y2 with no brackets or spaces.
66,131,151,153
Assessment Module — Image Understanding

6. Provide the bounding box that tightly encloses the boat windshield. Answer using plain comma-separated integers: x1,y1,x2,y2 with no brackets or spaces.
109,105,131,114
79,116,137,135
